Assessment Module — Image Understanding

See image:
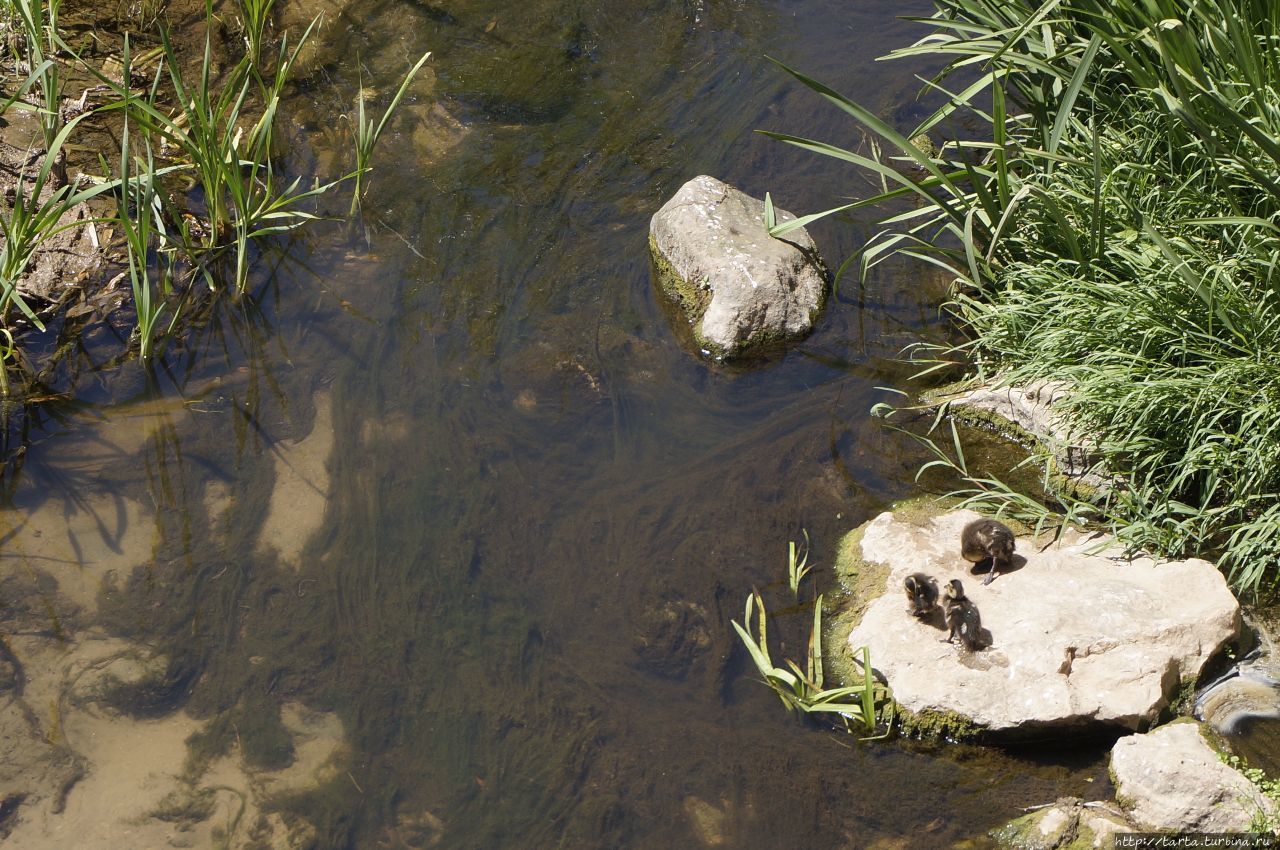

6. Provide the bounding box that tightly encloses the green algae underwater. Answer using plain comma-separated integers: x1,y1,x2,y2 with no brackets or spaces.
0,0,1112,846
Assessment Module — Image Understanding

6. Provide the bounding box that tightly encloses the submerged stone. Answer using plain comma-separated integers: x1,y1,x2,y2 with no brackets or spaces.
649,175,826,360
844,509,1241,739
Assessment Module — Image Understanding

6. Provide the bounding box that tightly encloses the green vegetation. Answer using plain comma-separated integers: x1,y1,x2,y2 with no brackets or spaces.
111,100,173,361
9,0,66,182
0,112,114,350
348,50,433,217
732,588,894,737
1222,753,1280,834
232,0,276,68
786,528,813,599
91,9,340,295
768,0,1280,594
0,0,428,373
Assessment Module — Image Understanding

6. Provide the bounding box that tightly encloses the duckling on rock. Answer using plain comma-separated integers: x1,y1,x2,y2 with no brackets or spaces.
961,518,1015,586
941,579,984,651
903,572,939,618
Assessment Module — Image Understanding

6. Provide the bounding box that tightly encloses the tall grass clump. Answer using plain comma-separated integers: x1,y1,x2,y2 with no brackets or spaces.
92,11,336,294
767,0,1280,595
0,0,430,384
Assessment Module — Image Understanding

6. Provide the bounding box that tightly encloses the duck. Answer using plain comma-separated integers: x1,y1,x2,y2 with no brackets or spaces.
941,579,984,651
903,572,939,618
961,518,1016,586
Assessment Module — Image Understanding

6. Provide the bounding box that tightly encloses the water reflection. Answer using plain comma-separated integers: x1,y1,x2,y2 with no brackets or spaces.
0,0,1113,846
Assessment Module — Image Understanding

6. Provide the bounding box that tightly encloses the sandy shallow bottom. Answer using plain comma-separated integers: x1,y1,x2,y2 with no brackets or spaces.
1,627,346,849
0,391,343,847
257,391,335,569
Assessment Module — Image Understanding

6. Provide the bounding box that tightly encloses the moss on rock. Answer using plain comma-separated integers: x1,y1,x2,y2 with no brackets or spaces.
897,707,984,742
827,496,982,740
648,234,717,354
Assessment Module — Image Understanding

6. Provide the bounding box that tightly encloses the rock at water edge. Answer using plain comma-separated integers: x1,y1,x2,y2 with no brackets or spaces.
1111,721,1275,832
844,509,1240,737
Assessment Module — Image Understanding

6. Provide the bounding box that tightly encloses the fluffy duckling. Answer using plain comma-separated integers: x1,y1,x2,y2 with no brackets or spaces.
941,579,983,651
903,572,939,618
961,518,1015,586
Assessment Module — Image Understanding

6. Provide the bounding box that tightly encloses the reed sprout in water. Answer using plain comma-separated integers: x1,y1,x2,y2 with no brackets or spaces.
348,51,432,217
233,0,276,68
787,528,813,599
733,588,893,737
767,0,1280,595
107,38,184,360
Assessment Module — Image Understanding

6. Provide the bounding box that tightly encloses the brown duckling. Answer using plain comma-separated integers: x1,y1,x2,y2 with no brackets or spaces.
903,572,939,618
941,579,983,651
961,518,1015,586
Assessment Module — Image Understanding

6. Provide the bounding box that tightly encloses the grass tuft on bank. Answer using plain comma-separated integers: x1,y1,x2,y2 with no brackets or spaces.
0,0,428,378
768,0,1280,595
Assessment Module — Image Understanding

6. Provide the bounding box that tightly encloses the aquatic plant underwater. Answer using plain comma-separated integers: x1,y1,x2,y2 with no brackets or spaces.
766,0,1280,595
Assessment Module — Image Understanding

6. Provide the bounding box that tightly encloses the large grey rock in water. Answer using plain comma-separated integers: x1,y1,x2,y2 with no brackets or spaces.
1111,722,1274,832
648,175,826,359
844,509,1241,737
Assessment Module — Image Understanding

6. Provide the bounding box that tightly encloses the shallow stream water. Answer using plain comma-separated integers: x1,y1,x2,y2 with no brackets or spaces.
2,0,1113,846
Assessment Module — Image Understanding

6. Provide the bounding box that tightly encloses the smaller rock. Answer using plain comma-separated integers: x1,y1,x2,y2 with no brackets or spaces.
682,796,730,847
649,176,826,359
1111,721,1275,833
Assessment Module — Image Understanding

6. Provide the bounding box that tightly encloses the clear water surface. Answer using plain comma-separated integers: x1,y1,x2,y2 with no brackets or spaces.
8,0,1111,846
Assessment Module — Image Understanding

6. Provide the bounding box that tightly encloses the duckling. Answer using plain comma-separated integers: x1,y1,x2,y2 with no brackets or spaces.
961,518,1015,586
903,572,939,618
941,579,983,651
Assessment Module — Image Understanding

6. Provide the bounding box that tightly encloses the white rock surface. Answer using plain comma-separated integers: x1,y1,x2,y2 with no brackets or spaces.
1111,722,1273,832
845,510,1241,735
649,175,825,358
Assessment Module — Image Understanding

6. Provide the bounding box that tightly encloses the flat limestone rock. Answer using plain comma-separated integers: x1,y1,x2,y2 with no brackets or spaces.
845,510,1241,737
1111,722,1273,832
648,175,826,359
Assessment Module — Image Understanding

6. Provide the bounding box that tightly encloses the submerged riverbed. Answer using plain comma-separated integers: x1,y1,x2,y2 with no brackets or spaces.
0,0,1111,846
